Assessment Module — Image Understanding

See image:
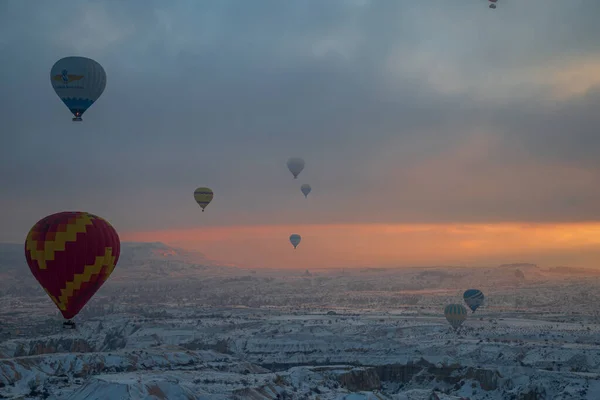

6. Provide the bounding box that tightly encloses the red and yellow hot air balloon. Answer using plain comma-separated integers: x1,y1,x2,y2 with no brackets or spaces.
24,211,120,327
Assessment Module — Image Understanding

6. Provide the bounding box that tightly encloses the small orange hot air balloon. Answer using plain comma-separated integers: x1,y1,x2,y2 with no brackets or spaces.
24,211,120,328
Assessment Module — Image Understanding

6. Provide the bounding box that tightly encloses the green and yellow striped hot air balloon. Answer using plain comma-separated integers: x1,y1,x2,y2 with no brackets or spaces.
444,304,468,331
194,187,214,212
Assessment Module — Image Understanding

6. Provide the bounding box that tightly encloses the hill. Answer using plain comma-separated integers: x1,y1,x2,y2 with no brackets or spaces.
0,242,241,289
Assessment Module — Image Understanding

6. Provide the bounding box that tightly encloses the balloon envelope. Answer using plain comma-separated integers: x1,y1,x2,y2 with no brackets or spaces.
287,158,305,179
444,304,468,330
194,187,214,212
290,234,302,249
24,211,120,320
301,184,312,198
463,289,485,313
50,57,106,121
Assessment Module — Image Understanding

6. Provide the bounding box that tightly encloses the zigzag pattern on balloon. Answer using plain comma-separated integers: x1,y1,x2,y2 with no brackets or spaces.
45,247,117,311
25,213,94,270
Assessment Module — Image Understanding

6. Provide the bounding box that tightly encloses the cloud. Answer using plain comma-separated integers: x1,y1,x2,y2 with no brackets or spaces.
533,56,600,100
1,0,600,243
123,222,600,269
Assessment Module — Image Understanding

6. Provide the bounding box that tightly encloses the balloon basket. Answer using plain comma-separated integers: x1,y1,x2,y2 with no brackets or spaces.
72,117,83,122
63,321,76,329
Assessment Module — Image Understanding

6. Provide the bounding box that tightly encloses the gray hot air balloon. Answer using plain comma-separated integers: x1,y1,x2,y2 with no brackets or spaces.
301,184,312,198
287,158,305,179
289,234,302,249
50,56,107,121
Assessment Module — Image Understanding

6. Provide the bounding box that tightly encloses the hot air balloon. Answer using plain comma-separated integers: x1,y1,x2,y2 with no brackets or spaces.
50,57,107,121
290,234,302,249
444,304,468,331
463,289,485,313
301,184,312,198
287,157,305,179
194,187,214,212
24,211,120,329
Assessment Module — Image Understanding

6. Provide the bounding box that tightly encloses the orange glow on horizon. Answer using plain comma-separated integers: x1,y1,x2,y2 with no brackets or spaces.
120,222,600,269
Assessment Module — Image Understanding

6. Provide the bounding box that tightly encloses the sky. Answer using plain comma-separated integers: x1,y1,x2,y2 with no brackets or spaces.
2,0,600,269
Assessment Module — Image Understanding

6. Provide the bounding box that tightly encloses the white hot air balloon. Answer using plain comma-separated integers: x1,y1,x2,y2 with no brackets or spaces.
289,234,302,249
50,56,107,121
300,184,312,198
286,157,305,179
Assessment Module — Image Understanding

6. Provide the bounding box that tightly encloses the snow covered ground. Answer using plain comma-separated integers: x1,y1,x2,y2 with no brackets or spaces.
1,242,600,399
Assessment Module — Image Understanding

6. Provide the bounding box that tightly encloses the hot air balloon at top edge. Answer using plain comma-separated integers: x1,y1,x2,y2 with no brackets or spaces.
50,57,106,121
24,211,120,329
194,187,214,212
444,304,468,331
463,289,485,313
289,234,301,249
287,157,305,179
301,184,312,198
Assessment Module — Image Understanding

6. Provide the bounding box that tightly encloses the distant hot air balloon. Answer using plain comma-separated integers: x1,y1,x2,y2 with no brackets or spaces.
50,57,107,121
24,211,120,328
444,304,468,331
301,184,312,198
463,289,485,313
287,158,305,179
290,234,302,249
194,187,214,212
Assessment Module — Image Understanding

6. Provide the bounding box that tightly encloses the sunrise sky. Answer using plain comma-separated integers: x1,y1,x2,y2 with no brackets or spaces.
2,0,600,269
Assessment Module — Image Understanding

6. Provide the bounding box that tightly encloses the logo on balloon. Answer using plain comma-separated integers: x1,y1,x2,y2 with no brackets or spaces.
52,69,84,87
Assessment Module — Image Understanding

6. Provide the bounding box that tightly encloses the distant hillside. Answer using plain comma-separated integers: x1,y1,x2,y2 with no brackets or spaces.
546,266,600,275
0,242,240,287
116,242,213,267
417,270,455,279
498,263,538,269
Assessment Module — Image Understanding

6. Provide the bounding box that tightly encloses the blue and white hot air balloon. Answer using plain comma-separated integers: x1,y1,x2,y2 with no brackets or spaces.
50,57,106,121
463,289,485,313
289,234,302,249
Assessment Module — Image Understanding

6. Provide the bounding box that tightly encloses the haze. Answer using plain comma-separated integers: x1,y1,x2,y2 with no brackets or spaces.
2,0,600,269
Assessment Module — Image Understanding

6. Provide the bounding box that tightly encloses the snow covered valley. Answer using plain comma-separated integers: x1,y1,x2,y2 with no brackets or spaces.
1,242,600,399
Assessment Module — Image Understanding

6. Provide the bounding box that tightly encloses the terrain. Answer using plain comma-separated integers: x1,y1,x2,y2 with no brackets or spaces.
1,242,600,399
